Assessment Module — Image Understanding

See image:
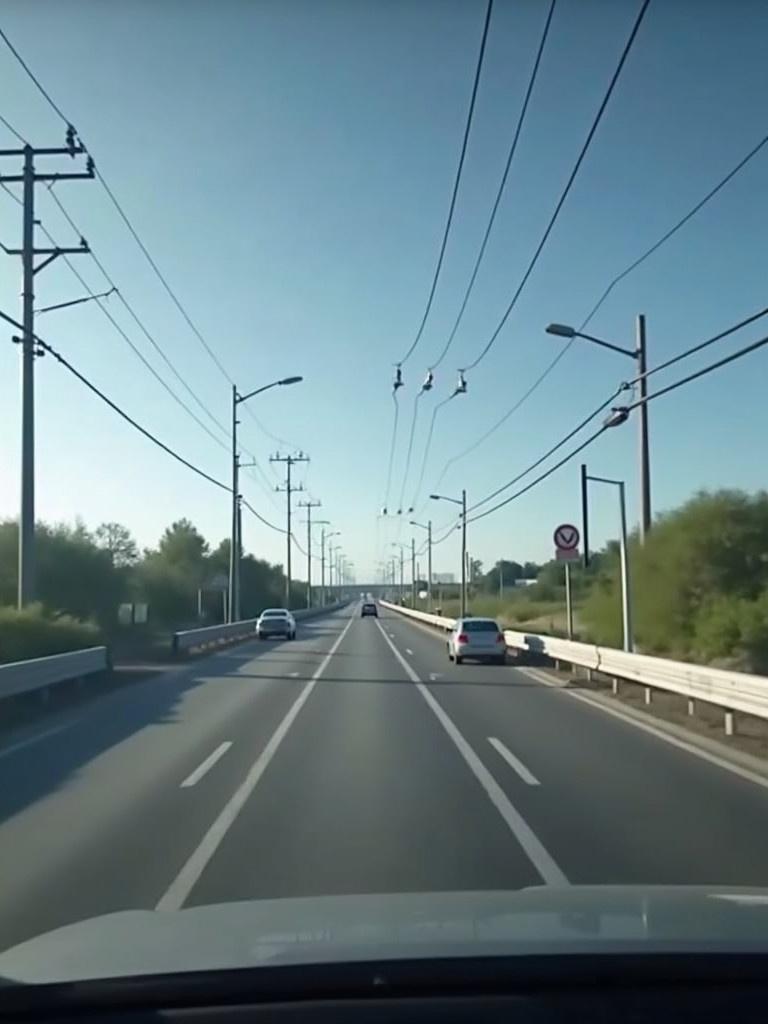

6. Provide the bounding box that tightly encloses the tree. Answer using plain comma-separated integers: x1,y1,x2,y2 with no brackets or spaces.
157,519,209,575
95,522,139,567
0,519,125,626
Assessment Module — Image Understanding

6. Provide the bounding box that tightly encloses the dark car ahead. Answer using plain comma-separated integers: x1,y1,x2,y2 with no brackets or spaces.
361,602,378,618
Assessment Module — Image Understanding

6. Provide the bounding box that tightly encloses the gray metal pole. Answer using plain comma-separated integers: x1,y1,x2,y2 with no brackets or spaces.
427,521,433,613
581,462,590,568
18,145,35,608
618,480,634,652
236,497,242,619
460,489,467,618
636,314,651,542
411,536,416,608
565,561,573,639
320,528,326,605
499,563,503,601
306,506,312,608
228,385,238,623
285,458,292,608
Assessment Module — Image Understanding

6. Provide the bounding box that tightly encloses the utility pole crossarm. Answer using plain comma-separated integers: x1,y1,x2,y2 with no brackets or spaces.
271,452,310,608
0,135,93,608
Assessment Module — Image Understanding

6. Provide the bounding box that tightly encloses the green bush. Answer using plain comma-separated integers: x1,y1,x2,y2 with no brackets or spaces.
0,603,101,664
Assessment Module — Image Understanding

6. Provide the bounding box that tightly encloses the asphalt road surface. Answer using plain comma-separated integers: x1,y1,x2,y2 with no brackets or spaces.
3,602,768,952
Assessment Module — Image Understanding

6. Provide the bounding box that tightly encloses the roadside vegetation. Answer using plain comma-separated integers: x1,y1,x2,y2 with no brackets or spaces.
0,518,302,663
410,490,768,673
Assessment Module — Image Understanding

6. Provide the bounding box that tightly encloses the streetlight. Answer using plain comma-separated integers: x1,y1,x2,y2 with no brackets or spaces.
230,375,302,621
430,490,467,617
546,317,650,542
410,518,432,612
581,464,633,652
326,535,341,603
391,543,407,604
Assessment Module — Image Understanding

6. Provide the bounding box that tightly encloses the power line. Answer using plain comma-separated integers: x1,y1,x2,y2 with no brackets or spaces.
36,220,233,455
397,0,494,366
425,342,573,503
408,393,457,513
429,0,557,371
461,0,650,372
0,110,26,143
382,390,400,512
0,27,301,455
466,317,768,526
467,423,609,524
41,179,281,507
0,307,230,493
240,498,285,535
622,330,768,414
451,136,768,460
628,303,768,387
467,388,622,513
396,391,423,514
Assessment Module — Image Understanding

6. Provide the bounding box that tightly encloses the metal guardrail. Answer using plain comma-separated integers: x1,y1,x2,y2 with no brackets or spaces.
172,602,347,656
0,646,109,701
379,601,768,728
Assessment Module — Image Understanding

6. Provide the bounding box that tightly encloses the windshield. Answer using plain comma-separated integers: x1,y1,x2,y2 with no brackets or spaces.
2,0,768,988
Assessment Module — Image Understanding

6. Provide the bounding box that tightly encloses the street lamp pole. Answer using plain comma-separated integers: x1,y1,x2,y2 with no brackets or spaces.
430,490,467,617
582,466,633,652
546,316,651,542
409,519,433,612
229,375,303,622
411,536,416,608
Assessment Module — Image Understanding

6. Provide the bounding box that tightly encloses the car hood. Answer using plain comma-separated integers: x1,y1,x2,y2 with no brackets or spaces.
2,887,768,984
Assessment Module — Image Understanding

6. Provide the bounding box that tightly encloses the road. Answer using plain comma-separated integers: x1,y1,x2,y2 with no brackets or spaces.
2,602,768,951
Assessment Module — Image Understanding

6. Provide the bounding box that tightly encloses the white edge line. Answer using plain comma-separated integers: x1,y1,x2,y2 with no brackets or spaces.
157,614,355,911
180,741,232,788
517,666,768,794
374,620,567,886
488,737,540,786
0,722,71,760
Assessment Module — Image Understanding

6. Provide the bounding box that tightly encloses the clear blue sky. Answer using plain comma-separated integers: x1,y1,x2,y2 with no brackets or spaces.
1,0,767,583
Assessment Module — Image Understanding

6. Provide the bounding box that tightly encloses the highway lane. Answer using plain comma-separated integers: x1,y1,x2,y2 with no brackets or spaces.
0,608,353,949
381,606,768,885
4,600,768,956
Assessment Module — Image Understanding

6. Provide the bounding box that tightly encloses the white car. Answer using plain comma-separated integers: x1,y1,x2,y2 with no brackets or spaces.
448,618,506,665
256,608,296,640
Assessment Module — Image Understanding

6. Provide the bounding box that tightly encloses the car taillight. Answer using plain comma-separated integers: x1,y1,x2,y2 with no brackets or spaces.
457,633,469,644
497,633,505,643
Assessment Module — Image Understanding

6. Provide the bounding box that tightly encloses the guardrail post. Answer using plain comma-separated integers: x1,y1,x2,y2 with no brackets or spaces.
172,634,179,658
644,687,652,705
724,710,735,736
612,678,619,695
586,667,593,682
688,698,695,716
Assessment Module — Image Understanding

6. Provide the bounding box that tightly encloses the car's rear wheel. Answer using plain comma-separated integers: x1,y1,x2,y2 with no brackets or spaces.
495,655,506,665
455,655,463,665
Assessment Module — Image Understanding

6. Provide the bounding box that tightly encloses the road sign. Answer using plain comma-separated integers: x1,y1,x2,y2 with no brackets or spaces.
554,523,579,550
556,548,580,561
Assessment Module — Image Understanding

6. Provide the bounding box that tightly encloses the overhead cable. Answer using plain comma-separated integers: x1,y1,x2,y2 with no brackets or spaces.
396,0,494,366
430,0,557,370
461,0,651,372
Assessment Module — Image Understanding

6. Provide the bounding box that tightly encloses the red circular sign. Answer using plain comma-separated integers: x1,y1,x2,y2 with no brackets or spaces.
554,523,579,550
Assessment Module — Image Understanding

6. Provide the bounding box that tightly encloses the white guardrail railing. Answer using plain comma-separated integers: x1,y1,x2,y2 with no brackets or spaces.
0,646,109,701
379,601,768,728
172,602,347,656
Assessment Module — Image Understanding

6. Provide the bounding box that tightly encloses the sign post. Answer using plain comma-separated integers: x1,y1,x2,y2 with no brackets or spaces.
554,524,580,640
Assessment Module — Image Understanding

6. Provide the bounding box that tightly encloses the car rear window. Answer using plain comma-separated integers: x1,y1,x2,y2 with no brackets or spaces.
461,620,500,632
262,610,288,618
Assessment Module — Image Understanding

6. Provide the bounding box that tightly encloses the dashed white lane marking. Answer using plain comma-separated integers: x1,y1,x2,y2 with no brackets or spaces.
289,672,300,678
374,620,567,886
406,649,413,655
180,742,232,788
488,737,540,786
157,614,355,911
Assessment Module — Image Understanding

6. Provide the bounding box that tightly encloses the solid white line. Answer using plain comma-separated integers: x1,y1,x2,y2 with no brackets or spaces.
517,666,768,794
488,737,540,786
374,620,567,886
180,742,232,788
0,723,71,760
157,613,355,911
